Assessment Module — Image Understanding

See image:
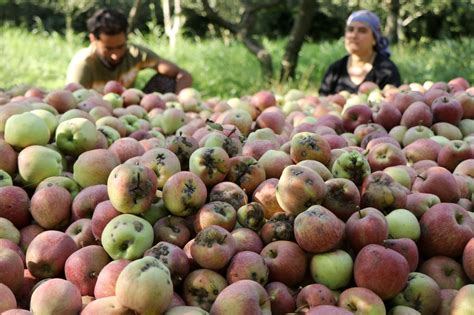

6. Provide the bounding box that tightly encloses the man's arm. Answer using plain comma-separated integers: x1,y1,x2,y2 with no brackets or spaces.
156,59,193,93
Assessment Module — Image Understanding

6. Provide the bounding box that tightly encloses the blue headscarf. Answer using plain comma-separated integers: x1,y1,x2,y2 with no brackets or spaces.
347,10,391,57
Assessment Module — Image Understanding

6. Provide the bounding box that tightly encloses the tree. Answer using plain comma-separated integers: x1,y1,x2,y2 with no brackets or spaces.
186,0,316,83
163,0,185,50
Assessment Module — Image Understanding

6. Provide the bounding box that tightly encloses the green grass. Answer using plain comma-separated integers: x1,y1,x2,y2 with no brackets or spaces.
0,26,473,98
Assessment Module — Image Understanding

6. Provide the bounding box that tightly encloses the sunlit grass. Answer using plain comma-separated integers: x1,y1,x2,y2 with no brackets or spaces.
1,26,473,98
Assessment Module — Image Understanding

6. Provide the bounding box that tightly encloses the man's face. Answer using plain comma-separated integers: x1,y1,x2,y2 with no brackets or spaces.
90,32,127,68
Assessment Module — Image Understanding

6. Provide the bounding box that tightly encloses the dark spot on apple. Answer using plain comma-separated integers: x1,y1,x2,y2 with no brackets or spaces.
120,240,131,251
291,169,303,176
141,263,151,272
305,178,313,185
251,271,258,281
133,220,144,232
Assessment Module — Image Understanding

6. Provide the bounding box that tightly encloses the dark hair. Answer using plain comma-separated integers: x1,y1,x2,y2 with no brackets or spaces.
87,8,128,38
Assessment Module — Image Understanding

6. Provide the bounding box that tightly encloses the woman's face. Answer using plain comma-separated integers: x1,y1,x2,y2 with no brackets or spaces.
344,21,375,56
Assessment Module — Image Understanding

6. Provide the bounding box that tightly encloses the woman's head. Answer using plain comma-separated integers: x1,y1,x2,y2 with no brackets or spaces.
344,10,390,57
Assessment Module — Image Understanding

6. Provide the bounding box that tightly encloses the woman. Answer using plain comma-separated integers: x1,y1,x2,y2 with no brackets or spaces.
319,10,401,96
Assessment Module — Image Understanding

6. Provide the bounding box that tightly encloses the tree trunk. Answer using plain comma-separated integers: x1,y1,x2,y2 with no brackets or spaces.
385,0,400,43
196,0,279,82
279,0,316,82
128,0,141,34
65,12,73,43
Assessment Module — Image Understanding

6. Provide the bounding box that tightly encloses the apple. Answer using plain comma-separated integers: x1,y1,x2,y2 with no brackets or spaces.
108,137,145,163
294,205,345,253
385,209,421,241
276,165,327,216
419,256,468,290
431,95,463,125
400,101,433,128
208,181,247,212
64,218,96,248
418,202,473,258
451,284,474,315
405,192,441,219
0,186,31,229
90,200,121,241
210,279,272,315
0,218,21,244
0,170,12,187
265,282,296,315
194,201,237,232
231,227,263,253
260,240,307,287
290,132,331,165
390,272,441,315
226,250,269,285
463,238,474,282
296,283,336,311
162,171,208,217
354,244,410,300
72,149,120,187
345,207,389,253
153,216,191,248
189,146,230,186
226,155,266,194
26,230,78,279
70,184,108,220
139,148,181,190
17,145,63,187
342,104,373,133
310,249,353,290
29,185,72,230
93,259,130,298
29,278,82,315
338,287,386,314
182,268,228,311
331,150,371,186
251,90,277,112
372,101,402,131
4,112,50,149
115,256,173,314
252,178,285,219
64,245,111,296
367,142,407,172
0,283,17,313
383,238,420,272
258,150,293,179
81,296,134,315
101,214,154,260
144,241,190,286
236,202,266,232
0,248,24,295
191,225,236,270
0,140,17,176
55,117,98,156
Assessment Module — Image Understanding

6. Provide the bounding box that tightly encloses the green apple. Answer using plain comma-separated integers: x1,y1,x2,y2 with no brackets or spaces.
30,109,58,137
73,88,97,103
384,166,413,189
332,150,371,186
385,209,421,241
35,175,81,198
0,170,13,187
4,112,50,148
55,117,98,156
107,164,158,215
390,272,441,315
310,249,353,290
30,102,59,115
430,135,450,146
103,92,124,109
101,214,154,260
58,109,95,124
97,125,121,146
18,145,63,187
0,217,20,244
119,114,140,134
115,256,173,314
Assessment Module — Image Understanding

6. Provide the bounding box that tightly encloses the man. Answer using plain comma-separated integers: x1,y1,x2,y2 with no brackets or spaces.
66,8,192,94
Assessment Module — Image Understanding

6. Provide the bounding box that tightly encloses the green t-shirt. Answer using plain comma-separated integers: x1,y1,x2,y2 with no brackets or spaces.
66,43,161,92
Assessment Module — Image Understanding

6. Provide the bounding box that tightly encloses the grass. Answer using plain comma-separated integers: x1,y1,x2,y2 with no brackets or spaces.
0,26,473,98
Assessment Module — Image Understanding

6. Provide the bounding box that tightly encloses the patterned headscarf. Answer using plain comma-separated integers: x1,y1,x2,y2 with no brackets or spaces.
347,10,391,57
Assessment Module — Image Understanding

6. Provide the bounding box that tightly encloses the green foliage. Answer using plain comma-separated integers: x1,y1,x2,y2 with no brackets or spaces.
0,26,473,98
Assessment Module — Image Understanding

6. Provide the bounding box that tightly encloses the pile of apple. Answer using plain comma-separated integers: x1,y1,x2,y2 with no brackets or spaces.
1,76,474,315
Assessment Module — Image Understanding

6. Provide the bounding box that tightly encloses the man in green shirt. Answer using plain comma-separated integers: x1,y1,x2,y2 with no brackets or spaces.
66,8,192,94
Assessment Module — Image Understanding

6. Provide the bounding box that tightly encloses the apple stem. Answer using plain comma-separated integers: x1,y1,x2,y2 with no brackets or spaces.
357,206,362,219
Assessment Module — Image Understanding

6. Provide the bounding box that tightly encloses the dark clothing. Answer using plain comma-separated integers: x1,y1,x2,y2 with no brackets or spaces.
319,53,401,96
143,73,176,94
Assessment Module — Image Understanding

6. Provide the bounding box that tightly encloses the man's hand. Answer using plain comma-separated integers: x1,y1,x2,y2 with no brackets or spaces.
156,59,193,93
